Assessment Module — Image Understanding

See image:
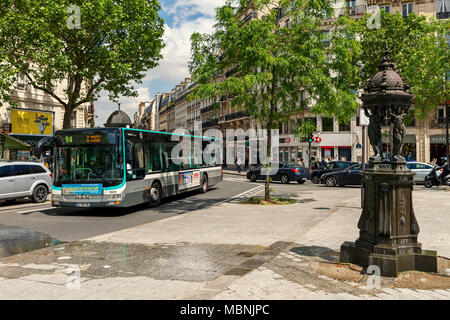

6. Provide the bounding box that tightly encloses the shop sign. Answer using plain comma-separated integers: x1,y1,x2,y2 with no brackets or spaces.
430,135,448,144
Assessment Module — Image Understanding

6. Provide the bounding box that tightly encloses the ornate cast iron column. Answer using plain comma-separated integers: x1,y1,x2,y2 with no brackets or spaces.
340,49,438,277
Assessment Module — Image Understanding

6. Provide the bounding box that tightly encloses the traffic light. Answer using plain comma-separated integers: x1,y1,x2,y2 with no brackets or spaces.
308,135,314,143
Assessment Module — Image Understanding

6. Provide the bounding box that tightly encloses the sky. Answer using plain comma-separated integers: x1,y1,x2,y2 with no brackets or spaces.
94,0,226,126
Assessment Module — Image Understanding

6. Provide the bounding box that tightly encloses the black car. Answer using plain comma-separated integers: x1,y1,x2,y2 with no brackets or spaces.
320,163,368,187
246,162,311,184
310,161,355,184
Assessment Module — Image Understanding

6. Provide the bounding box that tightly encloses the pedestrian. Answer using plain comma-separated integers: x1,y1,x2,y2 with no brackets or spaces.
235,157,242,173
39,153,46,164
431,158,437,165
320,158,326,167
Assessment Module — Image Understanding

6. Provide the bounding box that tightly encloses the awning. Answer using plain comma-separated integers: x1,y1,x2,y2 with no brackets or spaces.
0,132,32,150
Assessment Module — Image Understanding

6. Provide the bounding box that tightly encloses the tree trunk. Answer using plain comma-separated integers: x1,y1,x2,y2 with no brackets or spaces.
265,69,276,202
63,103,73,129
264,125,271,201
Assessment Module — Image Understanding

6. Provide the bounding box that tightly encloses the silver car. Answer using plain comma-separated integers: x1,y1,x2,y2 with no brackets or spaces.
0,162,52,203
406,162,435,184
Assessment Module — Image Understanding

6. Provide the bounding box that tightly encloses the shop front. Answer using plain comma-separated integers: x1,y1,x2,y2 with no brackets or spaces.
0,132,32,160
430,134,448,166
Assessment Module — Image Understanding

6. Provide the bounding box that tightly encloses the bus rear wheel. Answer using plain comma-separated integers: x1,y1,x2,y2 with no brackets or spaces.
148,182,162,207
201,174,208,193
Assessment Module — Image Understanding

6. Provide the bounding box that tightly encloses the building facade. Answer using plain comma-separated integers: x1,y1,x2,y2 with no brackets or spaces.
159,0,448,166
0,76,94,160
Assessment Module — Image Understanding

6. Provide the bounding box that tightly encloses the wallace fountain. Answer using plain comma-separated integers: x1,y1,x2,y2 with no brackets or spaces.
340,48,438,277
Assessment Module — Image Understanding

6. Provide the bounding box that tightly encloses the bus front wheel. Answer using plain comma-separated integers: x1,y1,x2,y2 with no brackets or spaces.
148,182,162,207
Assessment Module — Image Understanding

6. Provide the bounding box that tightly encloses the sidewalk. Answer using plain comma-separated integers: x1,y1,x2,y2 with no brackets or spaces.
222,167,248,176
0,184,449,299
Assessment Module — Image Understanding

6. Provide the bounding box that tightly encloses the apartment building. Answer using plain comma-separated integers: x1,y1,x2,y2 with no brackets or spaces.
135,93,168,131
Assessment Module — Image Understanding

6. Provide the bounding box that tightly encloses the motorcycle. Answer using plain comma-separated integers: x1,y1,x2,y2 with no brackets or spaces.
424,165,450,188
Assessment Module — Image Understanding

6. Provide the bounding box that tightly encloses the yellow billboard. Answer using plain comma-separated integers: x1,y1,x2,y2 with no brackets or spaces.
11,109,54,136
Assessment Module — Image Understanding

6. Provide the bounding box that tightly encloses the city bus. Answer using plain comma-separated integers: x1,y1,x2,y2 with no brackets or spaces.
50,127,223,208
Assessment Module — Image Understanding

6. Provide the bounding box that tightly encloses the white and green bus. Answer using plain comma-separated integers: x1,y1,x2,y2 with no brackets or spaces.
51,127,223,208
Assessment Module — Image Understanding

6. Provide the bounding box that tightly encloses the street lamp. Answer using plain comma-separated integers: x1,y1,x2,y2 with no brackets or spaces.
340,47,438,277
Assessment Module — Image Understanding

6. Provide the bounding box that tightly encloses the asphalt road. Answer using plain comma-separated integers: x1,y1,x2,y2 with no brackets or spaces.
0,176,258,243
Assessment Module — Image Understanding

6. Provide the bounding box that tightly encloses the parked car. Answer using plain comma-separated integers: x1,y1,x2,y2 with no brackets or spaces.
310,161,355,184
0,162,52,203
247,162,311,184
406,162,436,184
320,163,368,187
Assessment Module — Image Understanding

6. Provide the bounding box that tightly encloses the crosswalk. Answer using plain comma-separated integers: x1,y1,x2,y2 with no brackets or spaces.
0,201,52,215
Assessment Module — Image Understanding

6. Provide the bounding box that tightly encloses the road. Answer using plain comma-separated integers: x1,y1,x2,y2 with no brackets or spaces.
0,175,258,246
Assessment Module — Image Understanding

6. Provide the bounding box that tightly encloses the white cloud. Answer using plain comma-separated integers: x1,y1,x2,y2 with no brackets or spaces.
94,0,226,127
144,16,216,84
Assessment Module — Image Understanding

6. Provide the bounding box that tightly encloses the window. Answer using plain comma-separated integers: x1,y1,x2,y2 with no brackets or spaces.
126,140,145,180
406,163,416,170
0,165,15,178
402,3,413,17
145,142,163,173
161,141,181,172
380,5,390,13
436,0,450,19
339,120,350,132
14,165,33,176
322,117,334,132
30,165,47,174
336,162,349,169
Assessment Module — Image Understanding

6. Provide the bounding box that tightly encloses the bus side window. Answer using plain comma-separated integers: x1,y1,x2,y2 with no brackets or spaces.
145,142,162,173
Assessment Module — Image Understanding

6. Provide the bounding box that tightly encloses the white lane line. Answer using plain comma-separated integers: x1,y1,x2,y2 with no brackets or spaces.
15,206,52,214
223,177,252,183
215,185,264,206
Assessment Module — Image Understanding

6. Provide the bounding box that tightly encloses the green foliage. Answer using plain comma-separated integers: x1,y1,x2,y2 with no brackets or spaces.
190,0,360,200
189,0,360,127
292,118,316,142
349,11,450,118
0,0,165,128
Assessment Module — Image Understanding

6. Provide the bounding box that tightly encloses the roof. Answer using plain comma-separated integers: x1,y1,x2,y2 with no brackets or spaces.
105,110,132,127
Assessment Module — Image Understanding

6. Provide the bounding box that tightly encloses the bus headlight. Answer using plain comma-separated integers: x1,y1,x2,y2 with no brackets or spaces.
108,194,121,200
52,194,60,200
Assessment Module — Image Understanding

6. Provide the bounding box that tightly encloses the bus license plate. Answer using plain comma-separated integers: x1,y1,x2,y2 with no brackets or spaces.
76,203,91,208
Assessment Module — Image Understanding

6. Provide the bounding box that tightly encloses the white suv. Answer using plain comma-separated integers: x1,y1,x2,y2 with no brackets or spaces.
0,162,52,203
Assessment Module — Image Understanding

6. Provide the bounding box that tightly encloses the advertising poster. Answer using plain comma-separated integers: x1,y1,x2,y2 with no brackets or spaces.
11,108,54,136
178,171,200,190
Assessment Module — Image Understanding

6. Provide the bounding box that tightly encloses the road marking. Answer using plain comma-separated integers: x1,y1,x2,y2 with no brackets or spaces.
15,206,52,214
215,185,264,206
223,177,252,183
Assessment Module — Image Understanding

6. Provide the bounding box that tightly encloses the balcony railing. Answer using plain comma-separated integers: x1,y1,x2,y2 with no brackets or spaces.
224,111,249,121
436,11,450,19
202,118,219,128
336,5,366,17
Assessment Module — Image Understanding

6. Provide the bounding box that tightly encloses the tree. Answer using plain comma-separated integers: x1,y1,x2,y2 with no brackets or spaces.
0,0,165,128
190,0,360,201
347,10,450,118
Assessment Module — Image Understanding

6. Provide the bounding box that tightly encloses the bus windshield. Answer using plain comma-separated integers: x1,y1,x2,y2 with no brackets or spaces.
53,129,124,188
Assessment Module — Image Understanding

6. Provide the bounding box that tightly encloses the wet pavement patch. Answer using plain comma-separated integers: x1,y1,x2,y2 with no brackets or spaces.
0,241,267,282
0,224,63,259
